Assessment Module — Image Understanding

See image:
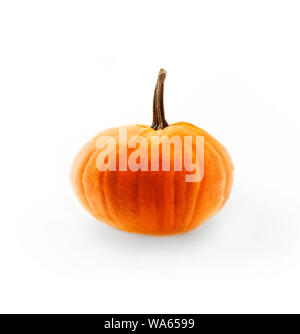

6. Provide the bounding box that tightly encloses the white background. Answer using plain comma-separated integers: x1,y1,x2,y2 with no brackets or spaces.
1,0,300,314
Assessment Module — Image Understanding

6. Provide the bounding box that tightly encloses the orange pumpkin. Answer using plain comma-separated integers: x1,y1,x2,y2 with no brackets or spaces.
71,69,233,235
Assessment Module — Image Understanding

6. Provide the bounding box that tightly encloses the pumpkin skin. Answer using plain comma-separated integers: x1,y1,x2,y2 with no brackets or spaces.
71,70,233,235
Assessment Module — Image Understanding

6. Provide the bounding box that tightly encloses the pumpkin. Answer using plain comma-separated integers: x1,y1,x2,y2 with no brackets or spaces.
71,69,233,235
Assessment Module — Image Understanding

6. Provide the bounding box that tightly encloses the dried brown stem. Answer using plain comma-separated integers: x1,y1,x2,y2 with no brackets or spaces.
151,68,168,130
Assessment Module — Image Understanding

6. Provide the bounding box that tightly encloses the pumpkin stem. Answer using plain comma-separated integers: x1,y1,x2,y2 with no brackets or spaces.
151,68,169,130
